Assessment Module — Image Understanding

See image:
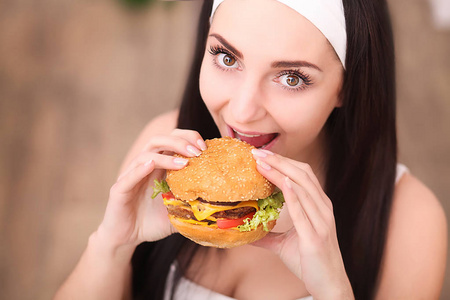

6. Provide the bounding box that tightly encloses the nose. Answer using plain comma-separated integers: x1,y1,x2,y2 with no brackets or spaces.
229,76,267,124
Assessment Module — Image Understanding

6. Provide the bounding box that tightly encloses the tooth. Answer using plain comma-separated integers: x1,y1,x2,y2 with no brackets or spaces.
234,129,262,138
239,132,261,138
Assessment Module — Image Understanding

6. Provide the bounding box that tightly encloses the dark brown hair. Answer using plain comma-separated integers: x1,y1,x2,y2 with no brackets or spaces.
132,0,397,299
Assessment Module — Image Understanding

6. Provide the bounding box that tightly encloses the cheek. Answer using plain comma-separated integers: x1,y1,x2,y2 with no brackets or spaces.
278,102,331,130
199,63,227,114
272,93,337,140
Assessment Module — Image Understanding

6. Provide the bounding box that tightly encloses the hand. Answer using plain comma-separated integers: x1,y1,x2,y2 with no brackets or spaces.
96,129,207,250
251,149,354,300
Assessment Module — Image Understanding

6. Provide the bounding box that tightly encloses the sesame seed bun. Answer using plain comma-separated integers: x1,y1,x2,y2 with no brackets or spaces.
166,137,275,202
164,137,277,248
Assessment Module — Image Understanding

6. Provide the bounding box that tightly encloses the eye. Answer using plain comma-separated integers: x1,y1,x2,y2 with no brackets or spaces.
208,45,240,70
275,70,312,91
279,73,303,88
285,74,300,87
217,53,238,68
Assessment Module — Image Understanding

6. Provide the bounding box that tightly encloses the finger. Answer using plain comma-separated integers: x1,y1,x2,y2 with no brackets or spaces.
253,149,332,212
283,176,315,237
141,134,204,158
276,155,325,195
255,162,325,234
268,151,332,211
142,129,206,156
114,160,155,194
284,158,333,210
171,129,207,151
118,152,189,180
254,150,325,204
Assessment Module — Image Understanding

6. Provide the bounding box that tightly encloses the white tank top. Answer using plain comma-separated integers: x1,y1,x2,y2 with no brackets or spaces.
164,164,409,300
164,260,314,300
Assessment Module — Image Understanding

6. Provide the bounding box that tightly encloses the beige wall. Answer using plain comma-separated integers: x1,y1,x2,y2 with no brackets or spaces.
0,1,448,299
393,0,450,297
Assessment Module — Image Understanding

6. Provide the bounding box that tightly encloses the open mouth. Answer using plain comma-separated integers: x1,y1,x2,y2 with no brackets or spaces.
229,127,279,149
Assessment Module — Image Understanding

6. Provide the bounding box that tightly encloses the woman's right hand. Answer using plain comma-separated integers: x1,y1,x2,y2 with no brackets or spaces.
95,129,207,250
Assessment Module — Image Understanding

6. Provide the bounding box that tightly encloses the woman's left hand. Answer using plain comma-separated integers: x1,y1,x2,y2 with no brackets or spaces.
251,149,354,300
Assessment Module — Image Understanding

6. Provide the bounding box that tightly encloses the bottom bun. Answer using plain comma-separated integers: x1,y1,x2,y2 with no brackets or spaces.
169,215,276,248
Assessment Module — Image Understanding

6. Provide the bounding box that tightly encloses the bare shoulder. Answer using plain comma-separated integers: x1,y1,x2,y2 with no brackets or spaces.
376,173,447,299
119,110,179,172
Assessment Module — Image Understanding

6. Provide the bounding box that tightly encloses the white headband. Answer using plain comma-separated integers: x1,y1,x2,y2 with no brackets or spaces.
210,0,347,68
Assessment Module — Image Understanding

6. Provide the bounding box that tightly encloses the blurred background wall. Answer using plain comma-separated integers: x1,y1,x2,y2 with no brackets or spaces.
0,0,449,299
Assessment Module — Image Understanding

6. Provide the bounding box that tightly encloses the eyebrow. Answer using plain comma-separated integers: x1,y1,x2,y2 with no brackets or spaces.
209,33,322,72
271,61,323,72
209,33,244,59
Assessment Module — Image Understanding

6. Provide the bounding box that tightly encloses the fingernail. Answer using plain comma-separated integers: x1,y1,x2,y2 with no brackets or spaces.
173,157,189,165
144,159,153,167
187,145,201,157
251,149,267,158
285,176,292,189
256,159,271,170
261,149,274,155
197,139,207,151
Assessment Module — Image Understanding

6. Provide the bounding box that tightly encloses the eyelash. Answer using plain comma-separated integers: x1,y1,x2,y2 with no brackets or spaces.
208,45,313,92
276,69,313,92
208,45,238,71
208,45,231,56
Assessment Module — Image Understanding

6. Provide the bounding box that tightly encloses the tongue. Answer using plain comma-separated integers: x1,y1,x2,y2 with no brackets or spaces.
235,133,277,148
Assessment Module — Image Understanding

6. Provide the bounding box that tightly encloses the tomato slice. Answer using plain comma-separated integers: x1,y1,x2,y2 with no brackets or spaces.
216,212,255,229
162,191,175,200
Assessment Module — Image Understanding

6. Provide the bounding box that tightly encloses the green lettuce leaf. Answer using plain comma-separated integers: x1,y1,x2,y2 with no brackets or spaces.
238,192,285,232
151,179,170,199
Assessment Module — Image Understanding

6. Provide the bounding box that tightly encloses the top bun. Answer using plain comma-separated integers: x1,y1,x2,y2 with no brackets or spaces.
166,137,275,202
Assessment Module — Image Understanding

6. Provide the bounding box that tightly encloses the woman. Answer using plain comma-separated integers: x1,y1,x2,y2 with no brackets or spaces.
54,0,447,299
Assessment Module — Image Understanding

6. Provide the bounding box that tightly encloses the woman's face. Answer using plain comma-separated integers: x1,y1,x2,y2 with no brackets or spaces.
199,0,344,162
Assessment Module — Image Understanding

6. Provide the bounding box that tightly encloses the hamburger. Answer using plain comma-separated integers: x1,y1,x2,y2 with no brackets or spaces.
152,137,284,248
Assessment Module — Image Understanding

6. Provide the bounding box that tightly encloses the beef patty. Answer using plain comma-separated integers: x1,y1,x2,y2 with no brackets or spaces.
167,204,256,221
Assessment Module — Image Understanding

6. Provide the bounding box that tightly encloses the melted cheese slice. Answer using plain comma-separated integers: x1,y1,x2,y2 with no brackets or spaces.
163,197,259,221
189,200,259,221
163,198,188,207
